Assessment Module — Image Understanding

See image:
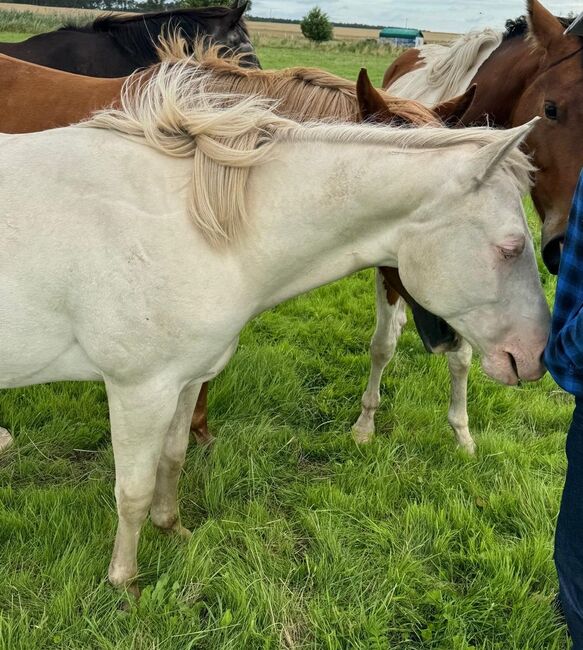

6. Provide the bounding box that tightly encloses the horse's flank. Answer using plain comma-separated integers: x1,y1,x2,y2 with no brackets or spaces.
85,60,533,248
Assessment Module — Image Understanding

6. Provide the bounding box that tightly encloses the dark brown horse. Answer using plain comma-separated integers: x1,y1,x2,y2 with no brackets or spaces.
383,0,583,275
0,3,258,77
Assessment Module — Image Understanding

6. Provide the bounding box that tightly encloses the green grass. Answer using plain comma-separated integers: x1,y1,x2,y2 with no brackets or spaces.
0,32,30,43
257,44,392,86
0,31,571,650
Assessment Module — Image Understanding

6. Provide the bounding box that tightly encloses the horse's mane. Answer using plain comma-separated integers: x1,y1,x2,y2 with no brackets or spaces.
417,29,503,102
504,14,575,40
157,41,438,126
59,7,249,62
84,60,532,248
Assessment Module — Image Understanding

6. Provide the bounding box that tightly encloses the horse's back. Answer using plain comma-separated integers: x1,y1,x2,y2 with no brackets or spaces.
0,53,125,133
0,30,130,77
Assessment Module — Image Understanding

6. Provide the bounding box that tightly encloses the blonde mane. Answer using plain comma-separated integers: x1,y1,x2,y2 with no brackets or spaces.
84,59,532,248
393,29,503,103
157,39,438,126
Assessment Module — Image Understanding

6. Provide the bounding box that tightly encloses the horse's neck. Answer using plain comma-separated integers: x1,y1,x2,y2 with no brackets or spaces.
239,140,438,314
464,37,543,126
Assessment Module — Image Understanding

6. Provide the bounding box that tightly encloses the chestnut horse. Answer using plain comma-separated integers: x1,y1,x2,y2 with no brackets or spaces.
0,49,474,451
0,3,258,76
351,0,583,451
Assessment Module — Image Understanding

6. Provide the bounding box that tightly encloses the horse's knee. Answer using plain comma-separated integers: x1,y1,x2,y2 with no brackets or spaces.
370,338,397,366
116,486,154,523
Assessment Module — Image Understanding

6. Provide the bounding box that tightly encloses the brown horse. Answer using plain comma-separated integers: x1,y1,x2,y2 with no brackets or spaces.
0,49,474,448
384,0,583,275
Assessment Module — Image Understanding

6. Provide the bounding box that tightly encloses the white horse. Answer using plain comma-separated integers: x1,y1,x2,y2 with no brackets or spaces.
0,62,549,593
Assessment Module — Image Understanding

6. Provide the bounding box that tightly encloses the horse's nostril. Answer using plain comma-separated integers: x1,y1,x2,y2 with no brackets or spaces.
542,235,564,275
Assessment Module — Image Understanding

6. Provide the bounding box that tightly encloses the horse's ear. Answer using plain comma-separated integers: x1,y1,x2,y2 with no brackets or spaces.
472,118,538,186
432,85,477,127
527,0,569,52
229,1,247,26
356,68,395,123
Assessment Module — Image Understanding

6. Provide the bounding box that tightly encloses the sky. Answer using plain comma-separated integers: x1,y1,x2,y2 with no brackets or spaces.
250,1,582,33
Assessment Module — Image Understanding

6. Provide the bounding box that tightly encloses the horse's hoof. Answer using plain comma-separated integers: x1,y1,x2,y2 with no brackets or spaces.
174,525,192,540
117,582,140,610
154,519,192,540
352,426,374,444
0,428,14,453
192,429,215,447
459,439,477,456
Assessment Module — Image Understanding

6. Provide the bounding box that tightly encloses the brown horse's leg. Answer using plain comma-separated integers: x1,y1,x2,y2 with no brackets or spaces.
190,382,214,446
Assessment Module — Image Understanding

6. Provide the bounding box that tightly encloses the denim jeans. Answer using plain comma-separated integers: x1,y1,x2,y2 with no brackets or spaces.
556,397,583,648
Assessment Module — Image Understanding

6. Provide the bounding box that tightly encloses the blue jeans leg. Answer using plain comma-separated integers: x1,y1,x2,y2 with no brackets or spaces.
555,398,583,649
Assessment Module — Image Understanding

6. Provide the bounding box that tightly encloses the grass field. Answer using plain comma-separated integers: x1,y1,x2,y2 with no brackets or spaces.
0,31,572,650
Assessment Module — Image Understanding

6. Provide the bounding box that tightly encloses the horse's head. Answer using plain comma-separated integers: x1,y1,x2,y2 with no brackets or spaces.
395,121,549,384
205,1,260,68
510,0,583,274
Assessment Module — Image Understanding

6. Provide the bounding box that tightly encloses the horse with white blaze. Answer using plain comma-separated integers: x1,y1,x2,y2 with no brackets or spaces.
0,62,549,593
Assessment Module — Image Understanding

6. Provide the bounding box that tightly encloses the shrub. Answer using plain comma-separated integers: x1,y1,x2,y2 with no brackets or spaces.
300,6,333,42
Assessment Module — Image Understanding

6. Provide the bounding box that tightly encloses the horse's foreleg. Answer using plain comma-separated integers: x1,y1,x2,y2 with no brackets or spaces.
446,339,475,454
353,269,406,444
189,382,214,446
151,383,201,537
106,380,180,595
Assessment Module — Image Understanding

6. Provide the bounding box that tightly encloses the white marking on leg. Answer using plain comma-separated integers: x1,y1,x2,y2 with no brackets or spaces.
353,270,406,443
446,338,475,454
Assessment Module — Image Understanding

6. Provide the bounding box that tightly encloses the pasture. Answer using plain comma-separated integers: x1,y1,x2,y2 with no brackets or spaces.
0,29,570,650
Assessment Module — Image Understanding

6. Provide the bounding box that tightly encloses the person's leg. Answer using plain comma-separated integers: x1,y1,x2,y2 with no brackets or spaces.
555,397,583,648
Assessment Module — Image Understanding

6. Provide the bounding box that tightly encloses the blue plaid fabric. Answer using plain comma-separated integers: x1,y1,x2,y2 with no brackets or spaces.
545,171,583,397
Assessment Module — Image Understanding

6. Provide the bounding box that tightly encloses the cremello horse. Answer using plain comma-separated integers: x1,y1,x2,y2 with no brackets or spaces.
0,62,549,593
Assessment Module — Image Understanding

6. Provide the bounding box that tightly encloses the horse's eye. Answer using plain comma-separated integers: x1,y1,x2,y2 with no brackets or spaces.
544,101,558,121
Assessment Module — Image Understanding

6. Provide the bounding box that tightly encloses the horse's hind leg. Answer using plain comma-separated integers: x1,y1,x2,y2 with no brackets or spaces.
151,383,201,538
106,379,180,595
353,269,406,444
189,382,214,446
446,339,475,454
0,428,13,452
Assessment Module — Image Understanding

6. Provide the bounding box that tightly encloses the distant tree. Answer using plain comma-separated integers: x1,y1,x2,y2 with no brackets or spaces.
300,6,333,42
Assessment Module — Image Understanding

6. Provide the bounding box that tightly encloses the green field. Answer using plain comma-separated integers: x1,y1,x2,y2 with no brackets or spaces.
0,32,571,650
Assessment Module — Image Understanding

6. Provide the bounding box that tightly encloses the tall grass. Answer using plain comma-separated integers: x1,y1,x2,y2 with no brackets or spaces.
0,9,70,34
250,32,404,58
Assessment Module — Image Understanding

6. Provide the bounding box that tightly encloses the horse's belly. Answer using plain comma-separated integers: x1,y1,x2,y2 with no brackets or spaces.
0,326,100,388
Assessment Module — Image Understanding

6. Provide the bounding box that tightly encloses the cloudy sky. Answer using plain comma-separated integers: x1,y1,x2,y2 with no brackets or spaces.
251,1,581,33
